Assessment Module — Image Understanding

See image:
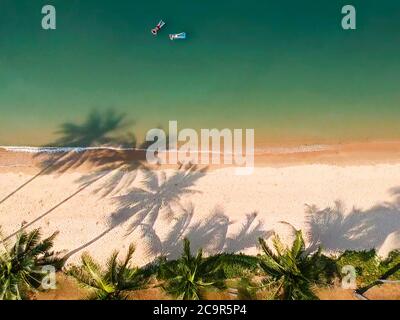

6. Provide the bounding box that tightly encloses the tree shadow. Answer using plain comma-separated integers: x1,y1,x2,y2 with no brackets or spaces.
109,164,208,234
177,205,232,255
61,165,208,261
2,170,109,241
51,109,135,148
0,109,139,205
37,109,138,175
62,228,112,262
225,211,267,253
62,165,269,262
75,149,146,197
305,188,400,253
128,203,269,262
2,109,145,241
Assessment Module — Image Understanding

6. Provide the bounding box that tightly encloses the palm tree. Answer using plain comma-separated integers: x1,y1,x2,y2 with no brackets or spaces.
0,228,61,300
68,244,148,300
258,230,327,300
158,238,227,300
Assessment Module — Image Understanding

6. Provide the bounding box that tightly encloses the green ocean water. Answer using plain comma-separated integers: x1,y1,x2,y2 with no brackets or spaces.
0,0,399,147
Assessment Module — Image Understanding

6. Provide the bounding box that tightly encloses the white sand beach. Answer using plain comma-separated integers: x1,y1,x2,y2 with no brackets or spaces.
1,145,400,266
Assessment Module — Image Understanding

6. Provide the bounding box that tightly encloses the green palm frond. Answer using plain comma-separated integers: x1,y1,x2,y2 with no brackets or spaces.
106,251,119,285
0,228,61,300
258,230,325,300
291,230,305,259
158,238,228,300
68,244,148,300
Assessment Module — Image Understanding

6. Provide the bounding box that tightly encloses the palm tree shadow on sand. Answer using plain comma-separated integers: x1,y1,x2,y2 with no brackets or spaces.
306,189,400,299
305,188,400,253
127,203,270,262
62,164,208,260
2,109,145,239
108,164,208,234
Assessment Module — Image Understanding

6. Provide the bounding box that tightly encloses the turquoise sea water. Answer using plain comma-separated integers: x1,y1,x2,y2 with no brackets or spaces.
0,0,400,147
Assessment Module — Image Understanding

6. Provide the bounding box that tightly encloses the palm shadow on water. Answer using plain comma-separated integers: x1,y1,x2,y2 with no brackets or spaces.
1,109,139,204
3,109,145,239
305,188,400,253
37,109,139,175
51,109,135,148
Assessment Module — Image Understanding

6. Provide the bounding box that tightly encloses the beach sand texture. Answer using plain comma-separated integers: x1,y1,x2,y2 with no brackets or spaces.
1,144,400,266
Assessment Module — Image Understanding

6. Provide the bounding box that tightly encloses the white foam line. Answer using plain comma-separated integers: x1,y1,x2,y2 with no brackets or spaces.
257,145,334,154
0,146,140,154
0,144,333,155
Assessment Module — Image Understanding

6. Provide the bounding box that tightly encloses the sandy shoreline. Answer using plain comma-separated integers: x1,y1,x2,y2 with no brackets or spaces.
1,141,400,266
3,140,400,172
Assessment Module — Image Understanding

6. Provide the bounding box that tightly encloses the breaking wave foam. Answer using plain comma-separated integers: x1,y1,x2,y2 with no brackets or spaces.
0,144,333,155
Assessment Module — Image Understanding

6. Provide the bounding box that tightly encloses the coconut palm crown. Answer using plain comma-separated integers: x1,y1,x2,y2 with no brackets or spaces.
158,238,227,300
68,244,148,300
258,230,327,300
0,228,61,300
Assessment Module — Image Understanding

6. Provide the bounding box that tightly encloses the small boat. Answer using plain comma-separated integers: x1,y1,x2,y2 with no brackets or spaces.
169,32,186,40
